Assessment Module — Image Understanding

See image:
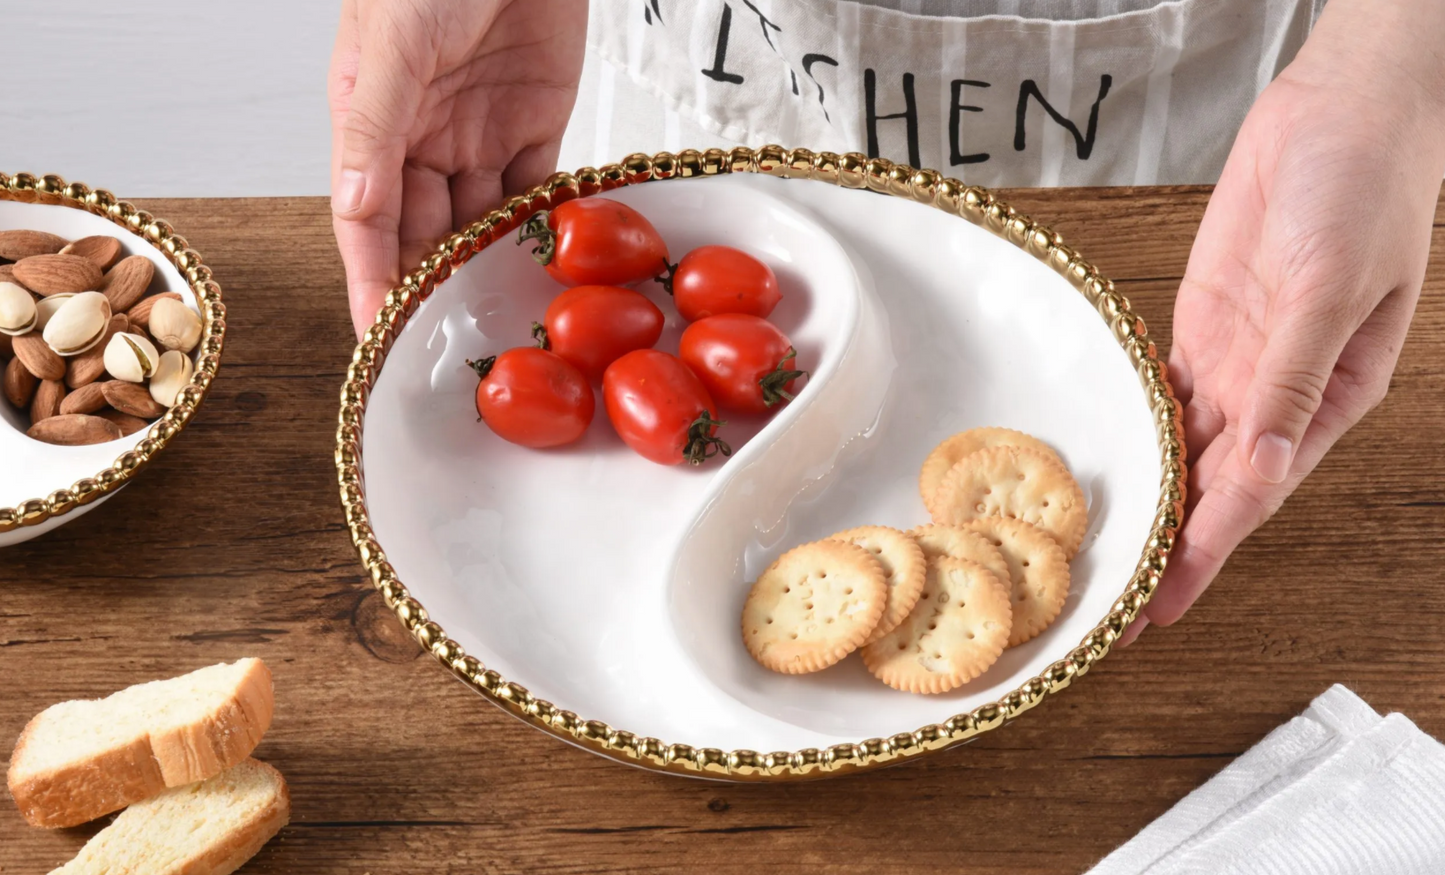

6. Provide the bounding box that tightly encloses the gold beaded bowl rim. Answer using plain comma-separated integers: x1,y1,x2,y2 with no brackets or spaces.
0,172,227,538
336,146,1187,781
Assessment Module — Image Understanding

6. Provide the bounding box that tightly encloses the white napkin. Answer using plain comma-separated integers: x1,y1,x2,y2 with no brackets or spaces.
1089,685,1445,875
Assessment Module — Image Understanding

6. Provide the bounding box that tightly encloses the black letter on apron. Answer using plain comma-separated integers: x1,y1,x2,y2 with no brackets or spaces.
643,0,663,25
949,79,991,165
702,4,745,84
865,69,920,168
803,53,839,122
1013,75,1113,159
739,0,783,51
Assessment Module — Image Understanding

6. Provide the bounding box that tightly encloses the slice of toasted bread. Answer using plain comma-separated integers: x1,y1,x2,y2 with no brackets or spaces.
49,757,289,875
8,658,274,828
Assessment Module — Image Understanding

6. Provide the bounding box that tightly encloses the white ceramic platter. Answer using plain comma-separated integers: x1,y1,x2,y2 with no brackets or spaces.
357,170,1165,773
0,196,205,547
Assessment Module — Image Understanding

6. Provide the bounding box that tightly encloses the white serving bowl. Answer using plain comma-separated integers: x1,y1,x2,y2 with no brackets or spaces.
339,150,1182,780
0,174,225,547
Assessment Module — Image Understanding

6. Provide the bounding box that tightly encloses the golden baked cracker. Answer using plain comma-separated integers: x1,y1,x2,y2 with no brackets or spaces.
930,446,1087,557
962,518,1071,647
909,524,1010,591
919,427,1063,514
860,556,1012,694
742,540,888,675
829,526,927,645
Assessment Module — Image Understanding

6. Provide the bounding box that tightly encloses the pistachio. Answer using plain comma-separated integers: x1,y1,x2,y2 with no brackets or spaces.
148,350,194,407
102,332,159,383
42,291,112,357
66,313,128,388
147,297,203,353
126,292,182,326
34,293,74,331
0,281,38,336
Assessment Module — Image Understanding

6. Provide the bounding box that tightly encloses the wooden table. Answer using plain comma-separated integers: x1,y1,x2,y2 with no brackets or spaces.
3,187,1442,874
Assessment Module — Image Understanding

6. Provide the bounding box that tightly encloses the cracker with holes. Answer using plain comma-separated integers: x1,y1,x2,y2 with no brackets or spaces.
828,525,926,645
909,524,1010,592
963,518,1070,647
930,445,1087,557
919,427,1063,516
860,556,1012,694
742,540,888,674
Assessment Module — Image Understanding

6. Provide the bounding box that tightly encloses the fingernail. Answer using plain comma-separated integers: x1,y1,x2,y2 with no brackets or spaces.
333,169,366,216
1117,616,1150,648
1250,431,1294,483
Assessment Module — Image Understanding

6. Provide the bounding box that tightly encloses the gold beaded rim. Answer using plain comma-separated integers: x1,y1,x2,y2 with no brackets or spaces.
335,146,1187,780
0,172,227,537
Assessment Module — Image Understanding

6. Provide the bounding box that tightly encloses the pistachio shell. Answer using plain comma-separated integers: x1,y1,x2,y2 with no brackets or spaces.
41,291,112,356
0,281,37,335
148,350,194,407
147,297,203,353
34,293,75,331
101,331,159,383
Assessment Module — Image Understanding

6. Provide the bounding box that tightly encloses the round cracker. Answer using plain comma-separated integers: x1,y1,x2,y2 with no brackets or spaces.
742,540,888,674
860,557,1012,694
930,446,1088,557
829,525,927,645
962,518,1071,647
909,524,1010,591
919,427,1063,514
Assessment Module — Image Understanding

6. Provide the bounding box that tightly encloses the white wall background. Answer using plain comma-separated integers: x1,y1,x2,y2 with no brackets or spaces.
2,3,340,197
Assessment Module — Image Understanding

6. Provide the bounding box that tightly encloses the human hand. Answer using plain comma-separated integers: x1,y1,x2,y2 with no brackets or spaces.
329,0,587,336
1122,0,1445,643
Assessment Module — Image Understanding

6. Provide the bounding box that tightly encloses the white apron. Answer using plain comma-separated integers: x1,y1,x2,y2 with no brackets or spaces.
557,0,1327,186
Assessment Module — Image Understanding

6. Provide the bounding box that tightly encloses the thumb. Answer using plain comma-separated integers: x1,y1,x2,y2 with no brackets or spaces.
330,14,427,222
1237,301,1356,484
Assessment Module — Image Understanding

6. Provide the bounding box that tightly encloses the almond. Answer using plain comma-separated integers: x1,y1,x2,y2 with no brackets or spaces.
66,313,128,388
13,254,103,295
58,380,109,415
128,292,184,328
94,408,149,436
4,356,37,407
59,235,122,270
30,378,66,424
28,413,122,446
0,230,67,261
99,255,155,311
101,380,164,418
13,332,65,381
0,264,15,283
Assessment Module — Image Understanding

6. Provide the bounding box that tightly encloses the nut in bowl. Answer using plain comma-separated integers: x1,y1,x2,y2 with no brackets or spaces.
0,173,226,547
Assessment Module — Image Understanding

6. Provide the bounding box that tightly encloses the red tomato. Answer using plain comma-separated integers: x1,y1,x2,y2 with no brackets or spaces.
661,245,781,321
518,199,668,287
538,285,664,382
679,314,807,414
470,348,594,448
602,349,731,466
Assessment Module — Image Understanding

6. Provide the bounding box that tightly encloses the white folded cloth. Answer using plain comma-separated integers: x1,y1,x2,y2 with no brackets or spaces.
1089,685,1445,875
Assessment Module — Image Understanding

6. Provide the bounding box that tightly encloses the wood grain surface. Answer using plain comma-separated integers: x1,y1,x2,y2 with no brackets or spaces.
2,187,1442,874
